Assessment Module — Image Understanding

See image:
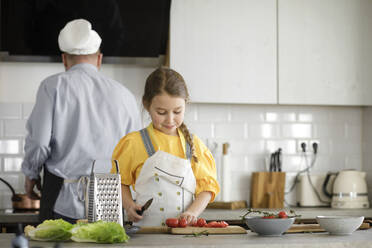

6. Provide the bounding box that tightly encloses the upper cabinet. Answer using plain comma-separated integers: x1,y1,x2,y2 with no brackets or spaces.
278,0,372,105
170,0,277,104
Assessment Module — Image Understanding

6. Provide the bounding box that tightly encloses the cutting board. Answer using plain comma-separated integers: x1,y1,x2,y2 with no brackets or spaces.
207,200,247,210
136,225,246,235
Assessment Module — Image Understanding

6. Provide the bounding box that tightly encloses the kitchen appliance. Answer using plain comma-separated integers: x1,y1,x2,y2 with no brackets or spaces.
327,170,370,209
0,177,40,210
297,174,335,207
87,160,123,226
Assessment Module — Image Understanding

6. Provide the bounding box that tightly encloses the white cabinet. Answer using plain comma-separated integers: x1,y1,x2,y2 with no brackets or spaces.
278,0,372,105
170,0,277,104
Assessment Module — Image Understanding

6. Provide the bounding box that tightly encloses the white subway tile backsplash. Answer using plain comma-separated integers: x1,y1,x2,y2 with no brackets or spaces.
298,113,313,122
229,140,265,155
345,124,362,141
0,175,19,191
0,101,369,207
4,157,23,171
266,140,297,154
197,104,229,122
0,139,19,154
330,107,362,125
230,105,265,122
4,119,27,137
214,123,246,139
314,124,345,139
265,112,278,122
0,120,3,137
282,124,312,138
248,123,280,139
187,122,214,139
0,103,22,119
345,156,363,171
22,103,34,119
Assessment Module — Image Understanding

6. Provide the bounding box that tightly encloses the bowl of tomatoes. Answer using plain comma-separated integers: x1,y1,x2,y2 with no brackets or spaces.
244,209,297,236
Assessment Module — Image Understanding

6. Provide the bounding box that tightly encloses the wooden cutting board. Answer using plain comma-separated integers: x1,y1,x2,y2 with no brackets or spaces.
286,222,370,233
207,201,247,210
136,225,246,235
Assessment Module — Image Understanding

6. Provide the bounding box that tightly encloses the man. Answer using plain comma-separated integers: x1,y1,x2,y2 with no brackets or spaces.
21,19,141,223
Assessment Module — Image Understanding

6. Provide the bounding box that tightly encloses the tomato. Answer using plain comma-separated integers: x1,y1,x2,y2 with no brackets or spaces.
178,218,187,228
278,211,288,218
205,221,229,228
165,218,179,228
219,221,229,227
262,215,275,219
197,218,207,227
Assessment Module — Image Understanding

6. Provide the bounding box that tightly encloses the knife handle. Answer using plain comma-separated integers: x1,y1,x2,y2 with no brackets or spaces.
136,209,143,216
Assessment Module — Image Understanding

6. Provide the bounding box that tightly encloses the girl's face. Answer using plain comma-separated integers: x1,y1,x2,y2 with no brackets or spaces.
148,93,186,136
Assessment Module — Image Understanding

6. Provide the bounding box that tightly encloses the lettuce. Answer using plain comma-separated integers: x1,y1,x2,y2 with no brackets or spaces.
70,221,129,244
27,219,73,241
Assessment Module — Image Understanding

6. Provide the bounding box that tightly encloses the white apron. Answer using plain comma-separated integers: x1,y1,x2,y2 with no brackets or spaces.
134,128,196,226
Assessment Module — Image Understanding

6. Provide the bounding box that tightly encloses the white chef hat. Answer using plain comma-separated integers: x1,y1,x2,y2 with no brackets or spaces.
58,19,102,55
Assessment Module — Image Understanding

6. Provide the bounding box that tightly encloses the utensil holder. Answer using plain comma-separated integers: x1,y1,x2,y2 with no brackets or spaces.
250,172,286,208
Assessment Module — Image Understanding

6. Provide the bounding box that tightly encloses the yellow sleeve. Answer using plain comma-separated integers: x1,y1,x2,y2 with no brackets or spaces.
192,135,220,202
111,132,143,186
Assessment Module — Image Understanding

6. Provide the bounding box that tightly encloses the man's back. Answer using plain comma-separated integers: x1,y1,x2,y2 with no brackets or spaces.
23,63,141,218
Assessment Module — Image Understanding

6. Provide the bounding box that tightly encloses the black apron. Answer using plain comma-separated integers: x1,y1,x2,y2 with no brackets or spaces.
39,166,64,222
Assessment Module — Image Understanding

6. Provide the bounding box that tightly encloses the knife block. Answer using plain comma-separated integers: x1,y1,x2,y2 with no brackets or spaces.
250,172,286,208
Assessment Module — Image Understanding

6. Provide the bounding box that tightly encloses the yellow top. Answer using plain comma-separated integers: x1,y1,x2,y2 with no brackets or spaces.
111,123,220,201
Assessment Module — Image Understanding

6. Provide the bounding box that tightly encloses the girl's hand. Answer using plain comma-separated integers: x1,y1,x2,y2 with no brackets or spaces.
126,203,143,222
180,211,198,226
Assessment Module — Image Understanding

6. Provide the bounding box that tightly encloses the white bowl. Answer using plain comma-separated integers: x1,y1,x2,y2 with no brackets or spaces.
316,216,364,235
245,217,295,236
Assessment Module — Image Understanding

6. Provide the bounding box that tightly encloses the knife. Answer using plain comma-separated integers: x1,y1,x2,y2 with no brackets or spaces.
277,148,282,172
136,198,153,216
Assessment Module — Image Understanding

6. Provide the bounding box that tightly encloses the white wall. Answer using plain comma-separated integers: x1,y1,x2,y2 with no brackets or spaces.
0,62,369,209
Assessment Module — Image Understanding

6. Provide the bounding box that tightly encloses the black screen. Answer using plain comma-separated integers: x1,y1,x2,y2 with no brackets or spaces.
0,0,170,58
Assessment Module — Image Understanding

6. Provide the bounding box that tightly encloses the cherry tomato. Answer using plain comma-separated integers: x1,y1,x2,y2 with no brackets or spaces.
165,218,179,227
262,215,275,219
178,217,187,227
219,221,229,227
278,211,288,218
197,218,207,227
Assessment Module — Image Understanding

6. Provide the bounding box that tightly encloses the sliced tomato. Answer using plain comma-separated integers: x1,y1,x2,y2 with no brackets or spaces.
262,215,275,219
197,218,207,227
165,218,179,227
278,211,288,218
219,221,229,227
178,217,187,227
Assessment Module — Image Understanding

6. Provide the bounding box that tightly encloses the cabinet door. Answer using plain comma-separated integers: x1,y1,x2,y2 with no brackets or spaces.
170,0,277,104
279,0,372,105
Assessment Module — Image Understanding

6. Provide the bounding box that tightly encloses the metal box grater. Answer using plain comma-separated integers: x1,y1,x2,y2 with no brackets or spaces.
87,160,123,226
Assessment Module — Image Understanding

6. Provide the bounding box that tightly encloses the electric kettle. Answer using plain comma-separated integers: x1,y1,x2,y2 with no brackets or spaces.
329,170,369,209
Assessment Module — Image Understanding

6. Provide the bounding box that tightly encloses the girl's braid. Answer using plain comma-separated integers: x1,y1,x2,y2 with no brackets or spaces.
179,123,198,163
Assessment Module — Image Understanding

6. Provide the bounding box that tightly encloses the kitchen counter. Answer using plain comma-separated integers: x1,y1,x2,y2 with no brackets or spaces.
2,229,372,248
1,207,372,225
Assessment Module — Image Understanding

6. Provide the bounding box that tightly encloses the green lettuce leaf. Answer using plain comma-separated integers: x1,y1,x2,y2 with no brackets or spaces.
70,221,129,244
28,219,73,241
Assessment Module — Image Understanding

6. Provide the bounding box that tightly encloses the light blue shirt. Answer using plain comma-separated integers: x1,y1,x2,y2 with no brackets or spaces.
22,63,141,219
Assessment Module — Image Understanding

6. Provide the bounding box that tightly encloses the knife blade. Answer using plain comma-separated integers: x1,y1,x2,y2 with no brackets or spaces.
136,198,153,216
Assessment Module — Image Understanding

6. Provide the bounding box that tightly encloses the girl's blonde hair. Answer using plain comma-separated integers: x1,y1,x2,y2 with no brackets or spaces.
143,67,198,162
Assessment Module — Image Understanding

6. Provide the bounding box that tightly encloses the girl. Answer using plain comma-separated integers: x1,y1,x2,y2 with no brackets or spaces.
112,67,220,226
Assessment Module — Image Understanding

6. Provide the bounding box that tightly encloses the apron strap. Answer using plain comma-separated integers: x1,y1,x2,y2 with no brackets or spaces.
185,134,193,161
140,128,156,157
140,128,193,160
